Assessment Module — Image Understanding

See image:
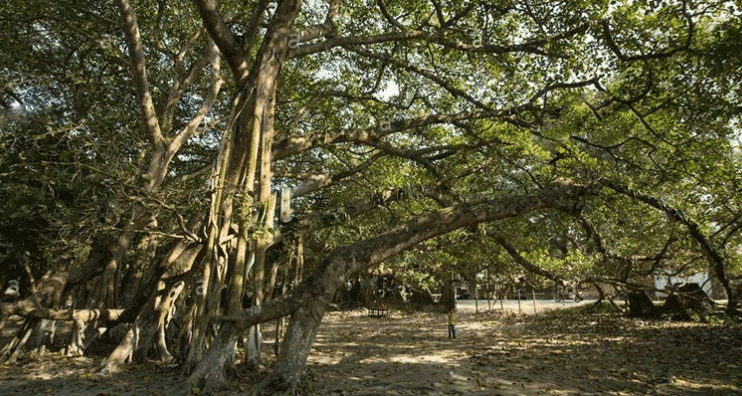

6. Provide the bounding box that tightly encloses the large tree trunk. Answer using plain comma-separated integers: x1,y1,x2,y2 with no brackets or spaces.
257,299,327,395
98,238,202,371
98,285,160,372
182,0,303,387
182,249,222,373
184,323,241,393
132,280,185,363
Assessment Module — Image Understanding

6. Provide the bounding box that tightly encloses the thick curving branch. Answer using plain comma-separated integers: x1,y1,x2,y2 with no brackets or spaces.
272,110,490,160
488,232,563,282
196,0,248,80
221,180,600,329
600,177,738,311
290,22,588,59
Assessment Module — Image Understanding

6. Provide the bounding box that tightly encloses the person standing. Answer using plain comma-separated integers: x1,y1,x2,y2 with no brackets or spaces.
447,308,457,339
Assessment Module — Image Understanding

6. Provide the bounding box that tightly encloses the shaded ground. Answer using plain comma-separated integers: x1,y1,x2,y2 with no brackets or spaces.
1,306,741,395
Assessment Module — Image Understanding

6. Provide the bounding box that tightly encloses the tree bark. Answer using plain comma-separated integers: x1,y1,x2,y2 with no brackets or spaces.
183,0,304,386
489,232,563,282
257,298,327,394
184,322,241,393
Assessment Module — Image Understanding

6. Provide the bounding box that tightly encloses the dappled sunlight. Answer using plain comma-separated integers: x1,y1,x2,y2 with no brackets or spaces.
303,309,742,395
1,308,741,395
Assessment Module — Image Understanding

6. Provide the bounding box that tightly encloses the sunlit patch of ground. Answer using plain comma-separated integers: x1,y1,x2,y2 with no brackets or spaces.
306,307,742,396
1,305,741,395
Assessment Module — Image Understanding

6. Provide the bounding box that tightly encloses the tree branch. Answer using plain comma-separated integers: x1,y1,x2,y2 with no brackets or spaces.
116,0,164,148
290,27,584,59
272,110,490,160
168,39,224,154
376,0,405,31
600,177,737,310
239,0,271,54
0,298,126,322
224,180,600,329
196,0,248,80
488,232,562,282
160,32,212,134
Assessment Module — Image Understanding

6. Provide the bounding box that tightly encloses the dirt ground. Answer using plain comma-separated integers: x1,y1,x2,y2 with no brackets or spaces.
1,305,741,395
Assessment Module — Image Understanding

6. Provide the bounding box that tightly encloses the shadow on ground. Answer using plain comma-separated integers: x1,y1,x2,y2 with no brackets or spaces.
1,307,741,395
305,308,742,396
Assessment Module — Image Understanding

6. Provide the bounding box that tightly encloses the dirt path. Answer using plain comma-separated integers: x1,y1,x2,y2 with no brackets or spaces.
1,307,741,395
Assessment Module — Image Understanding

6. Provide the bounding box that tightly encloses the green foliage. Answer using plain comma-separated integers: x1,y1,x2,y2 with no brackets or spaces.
3,0,742,299
0,117,117,279
0,0,218,283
